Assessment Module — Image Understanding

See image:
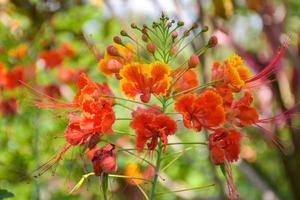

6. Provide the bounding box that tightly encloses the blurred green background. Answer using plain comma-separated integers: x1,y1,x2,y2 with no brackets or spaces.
0,0,300,199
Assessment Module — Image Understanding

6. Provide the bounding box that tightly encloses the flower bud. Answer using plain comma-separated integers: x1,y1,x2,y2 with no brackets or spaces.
188,55,200,68
146,42,156,54
191,23,198,29
208,36,218,47
152,22,158,28
202,25,209,32
120,30,128,36
177,21,184,26
142,28,147,34
106,45,119,56
142,34,148,42
131,23,137,29
101,156,117,173
113,36,122,44
184,30,190,37
171,31,178,39
169,47,177,56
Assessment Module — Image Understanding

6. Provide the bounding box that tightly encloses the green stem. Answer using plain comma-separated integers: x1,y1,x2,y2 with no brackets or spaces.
149,142,163,200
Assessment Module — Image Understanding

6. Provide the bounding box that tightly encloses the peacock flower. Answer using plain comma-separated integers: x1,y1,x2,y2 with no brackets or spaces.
39,50,64,69
130,106,177,151
223,54,251,92
171,66,198,94
98,43,134,78
230,92,259,127
86,144,117,175
175,90,225,131
208,128,241,165
120,62,171,103
8,43,28,60
124,163,154,185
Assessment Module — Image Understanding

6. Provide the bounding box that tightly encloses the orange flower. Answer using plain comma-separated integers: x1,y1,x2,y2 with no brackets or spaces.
171,66,198,93
73,73,114,107
8,43,28,59
224,54,251,91
0,63,7,87
124,163,154,185
175,90,225,131
124,163,144,185
98,43,134,77
120,62,171,103
211,54,251,92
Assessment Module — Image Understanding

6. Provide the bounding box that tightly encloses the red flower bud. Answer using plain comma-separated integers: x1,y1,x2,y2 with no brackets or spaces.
208,36,218,47
120,30,128,36
171,31,178,39
113,36,122,44
188,55,200,68
146,42,156,54
106,45,119,56
142,34,148,42
169,46,177,56
87,144,117,176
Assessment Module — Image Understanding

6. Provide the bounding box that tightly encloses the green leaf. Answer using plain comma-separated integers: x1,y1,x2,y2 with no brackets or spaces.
0,189,14,199
219,164,226,177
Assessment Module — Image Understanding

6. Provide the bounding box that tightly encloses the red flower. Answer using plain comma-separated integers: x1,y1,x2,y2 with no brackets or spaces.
73,73,114,107
0,98,17,116
5,65,25,89
208,128,241,165
86,144,117,175
59,42,75,57
231,92,259,127
175,90,225,131
130,107,177,151
57,67,84,84
43,84,61,98
39,50,63,69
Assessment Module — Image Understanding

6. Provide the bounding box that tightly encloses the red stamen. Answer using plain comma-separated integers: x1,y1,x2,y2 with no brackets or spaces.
246,41,288,83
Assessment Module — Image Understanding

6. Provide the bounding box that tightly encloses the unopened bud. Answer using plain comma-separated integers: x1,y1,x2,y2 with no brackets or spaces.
177,21,184,27
191,23,198,29
188,55,200,68
146,42,156,54
131,23,137,29
169,47,177,56
152,22,158,28
142,34,148,42
113,36,122,44
120,30,128,36
208,36,218,47
142,28,147,34
184,30,190,37
106,45,119,56
202,25,209,32
171,31,178,39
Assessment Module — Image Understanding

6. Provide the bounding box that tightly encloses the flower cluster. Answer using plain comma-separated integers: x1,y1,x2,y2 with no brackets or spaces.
33,14,291,200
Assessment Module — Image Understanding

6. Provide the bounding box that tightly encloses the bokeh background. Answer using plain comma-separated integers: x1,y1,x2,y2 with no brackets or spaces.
0,0,300,199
